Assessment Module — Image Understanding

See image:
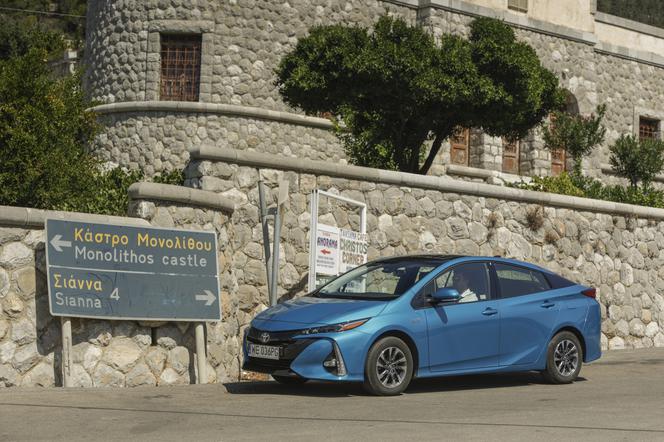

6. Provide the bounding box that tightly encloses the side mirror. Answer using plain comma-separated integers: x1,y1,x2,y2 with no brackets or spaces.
429,287,461,304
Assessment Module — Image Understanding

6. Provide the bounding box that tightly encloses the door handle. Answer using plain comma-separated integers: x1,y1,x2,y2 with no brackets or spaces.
541,301,555,309
482,307,498,316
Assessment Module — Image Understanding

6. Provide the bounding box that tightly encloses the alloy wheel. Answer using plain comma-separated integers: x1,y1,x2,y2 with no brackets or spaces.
376,346,408,388
553,339,579,377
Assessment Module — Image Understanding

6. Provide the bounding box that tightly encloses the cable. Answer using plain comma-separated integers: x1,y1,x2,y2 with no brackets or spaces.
0,6,85,19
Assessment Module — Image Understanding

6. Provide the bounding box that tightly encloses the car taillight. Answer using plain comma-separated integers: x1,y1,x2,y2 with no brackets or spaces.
582,288,596,299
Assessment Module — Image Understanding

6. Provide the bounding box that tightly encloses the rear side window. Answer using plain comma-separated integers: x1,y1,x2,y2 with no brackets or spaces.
495,264,550,298
544,272,576,289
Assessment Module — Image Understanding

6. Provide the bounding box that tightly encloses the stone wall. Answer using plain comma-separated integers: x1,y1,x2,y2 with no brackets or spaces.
85,0,664,181
0,206,234,388
4,147,664,388
185,147,664,354
92,106,342,174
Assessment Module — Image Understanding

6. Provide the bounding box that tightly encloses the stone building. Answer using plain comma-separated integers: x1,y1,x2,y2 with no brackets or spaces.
85,0,664,182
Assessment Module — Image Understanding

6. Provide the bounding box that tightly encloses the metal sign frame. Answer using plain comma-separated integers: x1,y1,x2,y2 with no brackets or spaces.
45,218,221,322
307,189,367,291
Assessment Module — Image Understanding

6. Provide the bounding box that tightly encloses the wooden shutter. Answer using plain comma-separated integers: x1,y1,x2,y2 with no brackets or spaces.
502,138,520,174
450,128,470,166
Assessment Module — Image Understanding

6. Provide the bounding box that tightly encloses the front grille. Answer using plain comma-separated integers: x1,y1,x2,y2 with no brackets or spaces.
244,327,315,374
246,327,302,344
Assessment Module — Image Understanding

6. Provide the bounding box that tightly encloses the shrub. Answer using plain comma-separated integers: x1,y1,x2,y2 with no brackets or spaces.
510,171,664,209
542,105,606,177
609,135,664,190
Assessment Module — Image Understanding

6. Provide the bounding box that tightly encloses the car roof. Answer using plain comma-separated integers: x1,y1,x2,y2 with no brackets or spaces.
370,255,556,274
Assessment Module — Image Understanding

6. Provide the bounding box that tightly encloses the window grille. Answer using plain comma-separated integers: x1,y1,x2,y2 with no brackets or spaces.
639,117,660,140
160,34,202,102
508,0,528,13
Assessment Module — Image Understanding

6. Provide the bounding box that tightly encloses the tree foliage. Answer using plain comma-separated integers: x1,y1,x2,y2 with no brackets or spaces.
609,135,664,190
542,105,607,177
0,25,183,216
276,16,563,174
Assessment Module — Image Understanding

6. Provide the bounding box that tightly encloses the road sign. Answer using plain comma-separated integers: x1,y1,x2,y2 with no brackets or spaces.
45,219,220,321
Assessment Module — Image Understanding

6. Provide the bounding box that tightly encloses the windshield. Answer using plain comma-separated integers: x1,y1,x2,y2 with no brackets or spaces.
315,259,443,300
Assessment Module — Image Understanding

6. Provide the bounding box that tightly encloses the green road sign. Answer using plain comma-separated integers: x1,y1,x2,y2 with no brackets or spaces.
45,219,221,321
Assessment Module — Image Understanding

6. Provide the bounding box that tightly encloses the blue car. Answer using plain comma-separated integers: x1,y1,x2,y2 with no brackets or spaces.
243,255,601,395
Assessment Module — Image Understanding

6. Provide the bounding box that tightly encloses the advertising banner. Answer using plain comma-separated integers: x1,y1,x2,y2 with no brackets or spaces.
315,224,340,276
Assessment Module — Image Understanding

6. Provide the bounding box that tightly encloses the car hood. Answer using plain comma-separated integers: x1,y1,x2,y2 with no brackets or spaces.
253,296,389,327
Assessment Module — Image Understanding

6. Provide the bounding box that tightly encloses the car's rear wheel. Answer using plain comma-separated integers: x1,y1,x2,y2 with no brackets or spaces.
363,336,413,396
542,331,583,384
272,374,307,385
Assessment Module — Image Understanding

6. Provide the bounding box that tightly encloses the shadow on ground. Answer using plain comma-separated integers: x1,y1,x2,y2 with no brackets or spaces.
224,372,586,397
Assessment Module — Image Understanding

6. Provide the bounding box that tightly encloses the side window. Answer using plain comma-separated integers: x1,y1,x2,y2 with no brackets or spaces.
434,263,492,303
495,264,550,298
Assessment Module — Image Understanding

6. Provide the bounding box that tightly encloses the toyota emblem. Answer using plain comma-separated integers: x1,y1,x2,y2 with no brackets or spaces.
260,332,270,343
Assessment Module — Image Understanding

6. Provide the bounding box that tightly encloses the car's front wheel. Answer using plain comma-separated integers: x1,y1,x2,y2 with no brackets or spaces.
363,336,414,396
542,331,583,384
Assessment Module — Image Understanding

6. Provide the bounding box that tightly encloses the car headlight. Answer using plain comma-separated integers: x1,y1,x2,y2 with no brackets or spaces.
298,318,369,335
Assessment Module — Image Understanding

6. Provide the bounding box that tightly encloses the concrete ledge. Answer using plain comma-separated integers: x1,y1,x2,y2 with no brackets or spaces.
382,0,419,8
128,182,235,213
445,164,530,185
0,206,150,228
88,102,335,130
601,163,664,184
595,11,664,40
147,20,215,33
191,146,664,220
423,0,597,45
595,42,664,69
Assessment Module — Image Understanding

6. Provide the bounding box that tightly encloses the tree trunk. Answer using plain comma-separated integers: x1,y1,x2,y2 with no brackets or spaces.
419,133,445,175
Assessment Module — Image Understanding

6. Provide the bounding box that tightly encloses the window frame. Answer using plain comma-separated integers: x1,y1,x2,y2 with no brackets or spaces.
491,263,552,300
639,116,660,141
159,33,203,102
507,0,528,13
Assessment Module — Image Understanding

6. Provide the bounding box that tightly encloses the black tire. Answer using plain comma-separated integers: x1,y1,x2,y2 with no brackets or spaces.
363,336,414,396
272,374,307,385
542,331,583,384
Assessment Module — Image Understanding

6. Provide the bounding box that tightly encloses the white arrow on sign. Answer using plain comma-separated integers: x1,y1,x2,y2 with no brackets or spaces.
50,234,72,252
195,290,216,306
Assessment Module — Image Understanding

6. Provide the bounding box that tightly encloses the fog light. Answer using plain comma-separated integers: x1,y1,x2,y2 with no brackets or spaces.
323,358,337,368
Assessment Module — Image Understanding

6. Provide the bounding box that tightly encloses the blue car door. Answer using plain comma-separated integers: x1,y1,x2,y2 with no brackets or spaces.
493,263,561,366
424,262,501,372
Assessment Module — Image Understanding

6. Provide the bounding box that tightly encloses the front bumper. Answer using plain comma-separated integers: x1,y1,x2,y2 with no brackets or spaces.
242,326,370,382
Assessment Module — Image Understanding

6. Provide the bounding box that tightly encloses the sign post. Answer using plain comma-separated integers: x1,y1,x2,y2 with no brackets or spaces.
45,219,221,386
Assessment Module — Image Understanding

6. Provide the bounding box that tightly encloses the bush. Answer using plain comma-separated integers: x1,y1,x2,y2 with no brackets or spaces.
0,26,186,216
542,105,606,177
609,135,664,190
510,172,664,209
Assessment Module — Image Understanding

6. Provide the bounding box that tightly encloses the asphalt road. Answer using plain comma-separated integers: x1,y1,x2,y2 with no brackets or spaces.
1,348,663,441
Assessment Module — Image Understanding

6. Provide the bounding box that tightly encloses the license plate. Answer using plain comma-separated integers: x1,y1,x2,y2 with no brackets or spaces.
248,343,280,360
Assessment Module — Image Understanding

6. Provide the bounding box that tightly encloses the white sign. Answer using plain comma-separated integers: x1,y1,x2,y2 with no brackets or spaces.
315,224,340,276
308,190,367,291
339,228,368,273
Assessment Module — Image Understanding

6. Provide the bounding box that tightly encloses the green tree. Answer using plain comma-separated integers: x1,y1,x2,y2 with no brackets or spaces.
542,105,607,177
609,135,664,190
0,34,102,210
0,25,187,216
276,16,562,174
